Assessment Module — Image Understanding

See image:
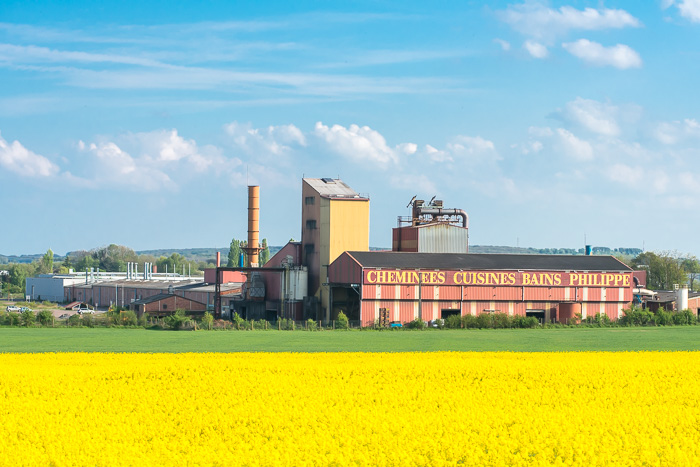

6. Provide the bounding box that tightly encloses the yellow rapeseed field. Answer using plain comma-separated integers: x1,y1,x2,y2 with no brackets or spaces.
0,352,698,466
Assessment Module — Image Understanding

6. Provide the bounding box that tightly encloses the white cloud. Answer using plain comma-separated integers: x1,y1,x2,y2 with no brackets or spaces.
523,40,548,58
224,122,306,158
560,98,621,136
313,122,399,166
497,3,641,40
446,135,498,158
494,38,511,51
606,163,644,185
517,140,544,155
528,126,554,137
562,39,642,69
0,43,164,67
654,118,700,144
397,143,418,155
389,173,438,194
423,144,451,162
86,141,174,191
556,128,594,161
666,0,700,22
0,132,59,177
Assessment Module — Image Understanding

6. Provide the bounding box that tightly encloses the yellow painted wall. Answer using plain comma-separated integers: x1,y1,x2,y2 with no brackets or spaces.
317,198,369,318
329,199,369,263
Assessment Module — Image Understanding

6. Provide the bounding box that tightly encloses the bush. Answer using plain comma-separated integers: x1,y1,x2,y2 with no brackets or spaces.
81,313,95,328
37,309,54,327
120,310,138,326
21,310,36,327
277,318,295,330
336,312,349,330
462,314,478,329
0,312,20,326
67,314,82,327
492,313,511,329
407,318,427,330
232,312,246,330
512,315,539,329
476,313,495,329
306,319,318,331
201,312,214,330
164,309,189,330
673,309,696,325
445,314,462,329
655,308,672,326
620,306,655,327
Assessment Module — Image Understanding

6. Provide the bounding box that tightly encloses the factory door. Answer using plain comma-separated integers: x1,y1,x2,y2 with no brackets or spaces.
441,309,460,319
526,309,545,324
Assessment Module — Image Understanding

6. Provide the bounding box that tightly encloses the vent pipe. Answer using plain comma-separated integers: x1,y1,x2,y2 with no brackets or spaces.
216,251,221,267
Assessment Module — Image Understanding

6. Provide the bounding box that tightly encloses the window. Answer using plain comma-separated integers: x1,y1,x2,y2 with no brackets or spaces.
163,304,168,310
305,196,315,205
304,244,315,254
306,219,317,230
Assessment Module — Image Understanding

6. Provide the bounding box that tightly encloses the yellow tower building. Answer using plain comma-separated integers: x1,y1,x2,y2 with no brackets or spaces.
301,178,369,321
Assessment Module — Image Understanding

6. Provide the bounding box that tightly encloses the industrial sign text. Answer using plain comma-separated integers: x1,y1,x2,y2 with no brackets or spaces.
364,270,631,287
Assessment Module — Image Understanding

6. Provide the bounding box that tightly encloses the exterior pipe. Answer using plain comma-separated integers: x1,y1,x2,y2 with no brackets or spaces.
417,208,469,228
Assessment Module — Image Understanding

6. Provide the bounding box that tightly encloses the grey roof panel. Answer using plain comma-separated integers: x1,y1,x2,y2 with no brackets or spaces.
304,178,365,198
345,251,632,271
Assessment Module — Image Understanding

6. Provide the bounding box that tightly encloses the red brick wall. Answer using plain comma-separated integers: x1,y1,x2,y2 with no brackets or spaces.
142,295,206,316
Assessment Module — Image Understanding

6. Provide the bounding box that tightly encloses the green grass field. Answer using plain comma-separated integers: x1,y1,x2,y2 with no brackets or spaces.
1,326,699,352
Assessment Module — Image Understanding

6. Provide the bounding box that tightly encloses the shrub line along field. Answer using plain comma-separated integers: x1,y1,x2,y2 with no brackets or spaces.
1,326,700,352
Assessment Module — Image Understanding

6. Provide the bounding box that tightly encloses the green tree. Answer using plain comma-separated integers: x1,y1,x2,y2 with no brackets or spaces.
62,255,73,271
227,239,241,267
7,263,31,294
632,251,687,290
73,251,99,272
681,257,700,290
39,248,54,274
259,238,270,265
156,253,188,275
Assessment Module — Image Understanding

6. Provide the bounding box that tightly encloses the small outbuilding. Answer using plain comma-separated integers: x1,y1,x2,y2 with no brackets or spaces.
131,294,207,318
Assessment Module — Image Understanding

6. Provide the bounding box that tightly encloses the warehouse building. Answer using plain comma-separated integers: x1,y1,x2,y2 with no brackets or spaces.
328,251,634,326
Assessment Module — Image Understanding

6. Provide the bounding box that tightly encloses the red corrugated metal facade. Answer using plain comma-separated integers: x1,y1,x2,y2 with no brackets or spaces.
330,252,634,326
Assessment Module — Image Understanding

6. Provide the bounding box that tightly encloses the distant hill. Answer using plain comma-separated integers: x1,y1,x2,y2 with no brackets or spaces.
0,245,643,265
469,245,643,256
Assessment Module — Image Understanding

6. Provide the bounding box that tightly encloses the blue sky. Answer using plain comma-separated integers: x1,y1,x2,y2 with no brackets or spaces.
2,0,700,256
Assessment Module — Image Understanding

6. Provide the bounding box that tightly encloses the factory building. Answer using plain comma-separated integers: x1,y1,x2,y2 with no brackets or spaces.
62,263,242,310
328,252,634,326
300,178,369,321
393,198,469,253
131,293,207,318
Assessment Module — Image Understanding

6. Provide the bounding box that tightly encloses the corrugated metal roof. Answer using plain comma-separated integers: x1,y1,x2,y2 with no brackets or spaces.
304,178,366,198
71,279,209,290
345,251,632,271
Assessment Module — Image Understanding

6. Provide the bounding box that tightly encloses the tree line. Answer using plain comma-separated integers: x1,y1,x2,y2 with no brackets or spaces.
1,238,272,295
1,245,696,296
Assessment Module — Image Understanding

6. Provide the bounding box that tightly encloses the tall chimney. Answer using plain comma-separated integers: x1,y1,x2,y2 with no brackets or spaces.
216,251,221,267
246,185,260,267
